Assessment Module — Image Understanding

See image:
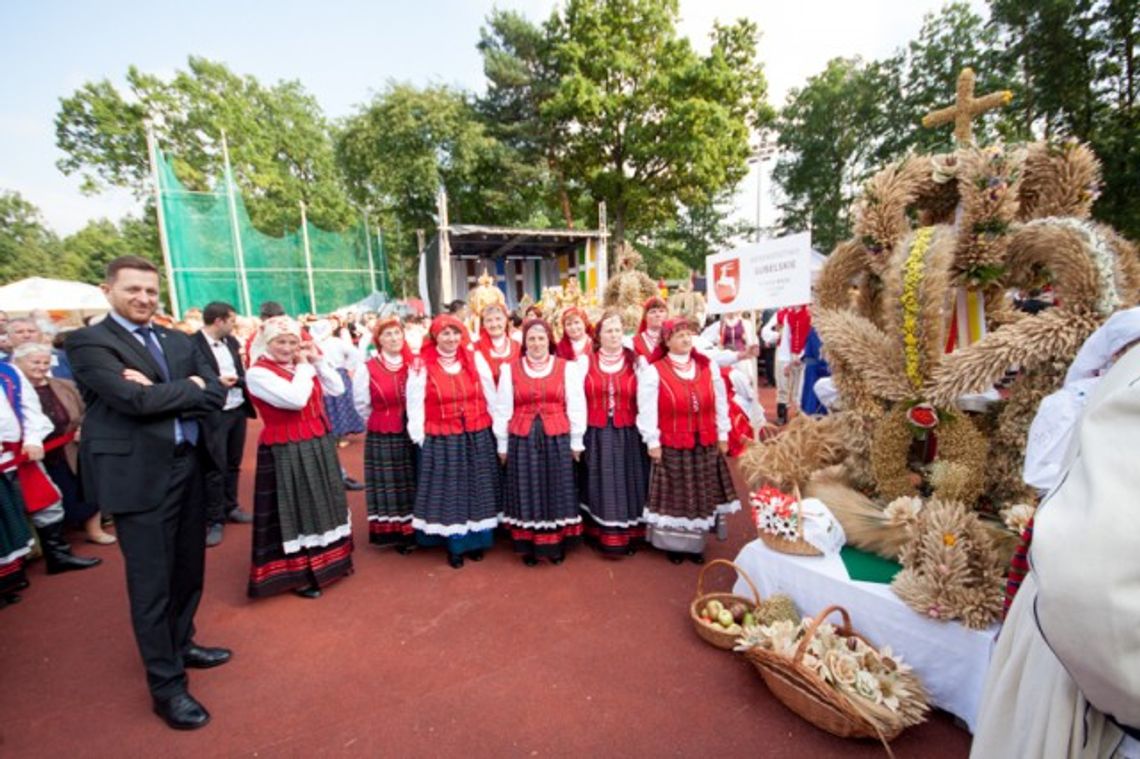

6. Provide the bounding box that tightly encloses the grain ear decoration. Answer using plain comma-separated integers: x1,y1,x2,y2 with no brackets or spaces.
1016,138,1102,222
739,414,849,492
853,156,932,277
815,239,867,312
1101,225,1140,307
926,307,1101,407
813,308,909,402
890,499,1008,630
881,227,956,390
1004,220,1106,313
802,473,912,561
953,144,1023,281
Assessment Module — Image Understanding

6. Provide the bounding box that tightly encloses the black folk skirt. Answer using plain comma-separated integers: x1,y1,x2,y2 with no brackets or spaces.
363,430,417,547
502,419,582,559
248,435,354,598
577,421,648,555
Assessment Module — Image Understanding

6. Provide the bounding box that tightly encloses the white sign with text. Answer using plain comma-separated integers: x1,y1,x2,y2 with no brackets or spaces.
705,232,813,314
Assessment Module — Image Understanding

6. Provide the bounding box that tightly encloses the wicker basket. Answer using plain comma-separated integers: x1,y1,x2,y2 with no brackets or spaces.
758,483,822,556
690,559,761,650
744,605,904,755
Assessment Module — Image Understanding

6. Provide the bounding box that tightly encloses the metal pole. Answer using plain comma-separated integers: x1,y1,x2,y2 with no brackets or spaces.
221,131,253,316
300,201,317,314
144,124,181,318
376,227,387,295
363,208,377,294
755,162,763,243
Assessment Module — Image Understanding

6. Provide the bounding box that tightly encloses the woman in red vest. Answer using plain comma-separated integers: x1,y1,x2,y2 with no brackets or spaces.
245,318,354,599
555,307,593,360
407,315,500,569
637,317,739,564
494,318,586,565
351,315,417,553
629,296,669,368
474,302,519,382
578,309,649,557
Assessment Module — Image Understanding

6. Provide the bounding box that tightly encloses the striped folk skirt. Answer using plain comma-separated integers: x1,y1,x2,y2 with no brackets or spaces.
502,420,582,559
0,474,33,595
364,430,417,547
413,428,499,556
644,443,739,554
324,368,366,437
248,435,354,598
577,421,648,556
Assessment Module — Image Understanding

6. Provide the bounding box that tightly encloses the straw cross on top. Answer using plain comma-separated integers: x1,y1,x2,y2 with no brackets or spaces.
921,68,1013,145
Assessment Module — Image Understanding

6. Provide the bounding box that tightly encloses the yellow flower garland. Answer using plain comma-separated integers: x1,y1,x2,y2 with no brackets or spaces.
901,228,934,391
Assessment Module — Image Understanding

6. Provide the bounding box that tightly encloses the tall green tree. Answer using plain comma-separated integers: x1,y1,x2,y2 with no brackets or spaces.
477,9,573,227
541,0,772,245
55,56,354,234
0,191,64,284
60,213,161,285
772,58,887,253
336,84,538,293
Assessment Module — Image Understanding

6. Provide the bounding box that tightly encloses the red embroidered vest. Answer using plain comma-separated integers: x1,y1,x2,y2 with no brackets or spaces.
422,361,492,435
365,358,408,434
633,332,657,360
507,357,570,437
251,359,330,445
476,334,519,382
584,350,637,428
656,360,717,449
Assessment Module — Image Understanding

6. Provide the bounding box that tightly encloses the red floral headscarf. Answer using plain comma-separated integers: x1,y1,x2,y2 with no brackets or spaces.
422,314,478,380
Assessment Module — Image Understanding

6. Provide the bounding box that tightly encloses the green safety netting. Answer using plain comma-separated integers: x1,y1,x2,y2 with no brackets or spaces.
156,150,391,317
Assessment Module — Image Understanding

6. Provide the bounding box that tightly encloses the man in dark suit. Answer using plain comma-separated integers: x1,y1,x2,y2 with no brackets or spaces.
193,301,255,547
66,256,231,731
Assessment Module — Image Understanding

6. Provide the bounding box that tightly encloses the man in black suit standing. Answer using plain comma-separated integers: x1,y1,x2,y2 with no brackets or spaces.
66,256,231,731
193,302,255,547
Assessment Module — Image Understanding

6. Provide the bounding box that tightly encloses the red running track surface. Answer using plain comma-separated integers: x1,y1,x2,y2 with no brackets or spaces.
0,392,970,757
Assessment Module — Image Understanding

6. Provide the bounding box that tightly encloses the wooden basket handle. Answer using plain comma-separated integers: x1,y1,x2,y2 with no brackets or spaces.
792,604,852,664
694,558,762,607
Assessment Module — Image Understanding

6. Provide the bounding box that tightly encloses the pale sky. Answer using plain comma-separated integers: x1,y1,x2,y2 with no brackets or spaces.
0,0,987,236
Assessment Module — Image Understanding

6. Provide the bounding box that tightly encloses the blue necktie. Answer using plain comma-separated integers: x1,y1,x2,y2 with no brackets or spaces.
137,326,198,446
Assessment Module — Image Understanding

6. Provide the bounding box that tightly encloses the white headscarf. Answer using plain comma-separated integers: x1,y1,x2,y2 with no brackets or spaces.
1024,307,1140,492
249,316,301,363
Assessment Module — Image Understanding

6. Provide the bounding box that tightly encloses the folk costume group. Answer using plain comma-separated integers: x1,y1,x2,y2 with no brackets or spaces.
286,292,751,577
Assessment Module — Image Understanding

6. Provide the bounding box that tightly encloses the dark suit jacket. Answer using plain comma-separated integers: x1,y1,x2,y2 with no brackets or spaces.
65,317,226,515
191,330,256,471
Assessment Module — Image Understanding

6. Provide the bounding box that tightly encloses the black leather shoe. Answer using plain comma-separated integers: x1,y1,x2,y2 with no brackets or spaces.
689,553,706,565
293,586,322,599
183,643,232,669
467,549,484,562
343,477,365,491
226,508,254,524
153,692,211,730
667,552,685,565
447,553,464,569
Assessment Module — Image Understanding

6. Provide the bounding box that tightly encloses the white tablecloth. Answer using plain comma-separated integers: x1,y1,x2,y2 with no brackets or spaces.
731,539,999,732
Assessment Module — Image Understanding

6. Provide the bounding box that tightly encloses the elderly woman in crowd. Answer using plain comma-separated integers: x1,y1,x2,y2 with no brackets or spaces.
577,309,648,557
494,318,587,566
474,302,519,382
352,315,418,553
11,343,114,544
406,314,500,569
636,317,738,565
245,318,354,599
